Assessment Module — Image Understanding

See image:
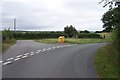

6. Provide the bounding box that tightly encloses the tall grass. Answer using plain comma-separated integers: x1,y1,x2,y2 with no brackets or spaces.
95,45,118,78
2,29,16,53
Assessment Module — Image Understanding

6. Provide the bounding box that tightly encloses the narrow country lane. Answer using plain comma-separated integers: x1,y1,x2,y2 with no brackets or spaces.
1,40,107,78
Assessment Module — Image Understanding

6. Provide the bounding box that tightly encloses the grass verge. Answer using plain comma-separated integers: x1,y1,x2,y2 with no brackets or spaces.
2,38,16,53
94,44,118,78
35,38,58,44
35,38,111,44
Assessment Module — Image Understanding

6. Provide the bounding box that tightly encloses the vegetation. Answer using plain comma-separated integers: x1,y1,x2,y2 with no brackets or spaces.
2,29,16,52
2,38,16,52
100,1,120,51
95,44,118,78
12,31,65,39
65,38,110,44
36,36,111,44
95,1,120,78
35,38,58,44
64,25,77,38
101,6,120,78
2,28,14,42
80,30,90,33
77,33,101,39
101,7,120,32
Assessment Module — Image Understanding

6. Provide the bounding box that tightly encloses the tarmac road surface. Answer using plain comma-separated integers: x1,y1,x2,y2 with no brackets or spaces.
1,40,107,78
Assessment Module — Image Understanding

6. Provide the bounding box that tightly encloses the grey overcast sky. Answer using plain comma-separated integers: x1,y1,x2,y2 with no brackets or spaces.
1,0,109,31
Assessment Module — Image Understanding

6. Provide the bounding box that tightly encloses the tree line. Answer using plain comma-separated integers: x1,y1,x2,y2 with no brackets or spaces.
100,0,120,52
2,25,103,42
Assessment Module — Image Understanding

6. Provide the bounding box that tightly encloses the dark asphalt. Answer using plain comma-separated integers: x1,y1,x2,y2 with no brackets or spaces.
2,40,107,78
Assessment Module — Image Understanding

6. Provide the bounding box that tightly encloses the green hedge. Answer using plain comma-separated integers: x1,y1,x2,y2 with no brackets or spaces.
12,32,65,39
77,33,101,38
2,29,14,42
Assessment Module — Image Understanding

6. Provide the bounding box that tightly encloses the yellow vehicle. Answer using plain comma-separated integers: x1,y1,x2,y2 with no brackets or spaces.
58,36,64,43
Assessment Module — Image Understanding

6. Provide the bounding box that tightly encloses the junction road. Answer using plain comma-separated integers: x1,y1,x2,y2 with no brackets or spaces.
2,40,107,78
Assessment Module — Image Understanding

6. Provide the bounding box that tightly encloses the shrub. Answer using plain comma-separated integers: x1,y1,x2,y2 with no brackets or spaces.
77,33,101,38
12,31,66,39
2,29,14,42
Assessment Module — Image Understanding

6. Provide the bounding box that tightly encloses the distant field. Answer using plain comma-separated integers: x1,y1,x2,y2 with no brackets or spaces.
36,33,112,44
97,32,112,39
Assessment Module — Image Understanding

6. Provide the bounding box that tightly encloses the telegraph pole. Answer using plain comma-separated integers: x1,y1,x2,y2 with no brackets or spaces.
14,18,16,31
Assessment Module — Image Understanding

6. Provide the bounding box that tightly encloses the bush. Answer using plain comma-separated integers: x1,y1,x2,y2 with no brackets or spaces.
77,33,101,38
2,29,14,43
12,31,66,39
112,26,120,52
80,30,90,33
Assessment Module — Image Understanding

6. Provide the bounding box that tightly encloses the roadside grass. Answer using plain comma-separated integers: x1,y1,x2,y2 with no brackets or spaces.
94,44,118,78
0,43,2,54
35,38,111,44
65,38,111,44
35,33,112,44
35,38,58,44
2,38,16,53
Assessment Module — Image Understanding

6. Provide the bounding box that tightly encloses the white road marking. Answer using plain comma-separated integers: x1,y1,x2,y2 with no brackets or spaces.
30,53,35,56
47,48,51,50
0,61,3,64
3,61,12,65
42,48,46,52
56,46,60,48
37,50,41,52
67,45,71,47
36,50,41,54
36,51,40,54
22,56,28,58
14,58,21,61
24,53,30,55
2,45,76,66
7,57,14,61
43,48,46,51
16,55,22,58
52,47,56,49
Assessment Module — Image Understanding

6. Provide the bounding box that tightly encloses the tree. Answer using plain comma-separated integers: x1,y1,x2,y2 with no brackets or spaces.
101,7,120,32
80,30,90,33
2,28,14,42
99,0,120,10
100,0,120,70
64,25,77,38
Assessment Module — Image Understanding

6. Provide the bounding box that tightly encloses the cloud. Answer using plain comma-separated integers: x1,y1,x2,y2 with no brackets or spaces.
1,0,107,31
